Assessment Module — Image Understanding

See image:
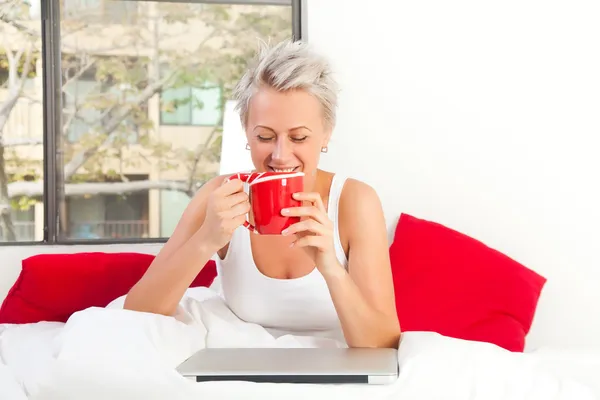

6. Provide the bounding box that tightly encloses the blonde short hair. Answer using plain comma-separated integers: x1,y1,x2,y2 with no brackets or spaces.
232,39,338,130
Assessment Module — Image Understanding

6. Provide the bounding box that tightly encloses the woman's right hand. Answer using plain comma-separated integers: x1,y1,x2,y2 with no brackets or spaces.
198,178,250,252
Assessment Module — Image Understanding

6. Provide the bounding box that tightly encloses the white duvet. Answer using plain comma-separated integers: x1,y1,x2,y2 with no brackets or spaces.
1,287,598,400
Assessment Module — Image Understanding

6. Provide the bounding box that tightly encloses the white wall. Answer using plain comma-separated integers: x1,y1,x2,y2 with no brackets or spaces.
307,0,600,351
220,101,254,175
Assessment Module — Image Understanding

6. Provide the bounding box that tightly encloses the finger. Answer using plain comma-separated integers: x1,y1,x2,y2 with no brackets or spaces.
219,178,244,195
223,191,249,209
225,200,251,218
292,192,326,212
222,214,248,235
282,206,329,225
282,219,329,237
233,214,248,227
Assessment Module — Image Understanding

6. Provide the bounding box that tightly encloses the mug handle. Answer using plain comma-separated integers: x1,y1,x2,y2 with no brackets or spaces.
223,172,259,234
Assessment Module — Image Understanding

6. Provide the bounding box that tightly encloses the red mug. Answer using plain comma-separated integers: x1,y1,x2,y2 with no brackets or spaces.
224,171,304,235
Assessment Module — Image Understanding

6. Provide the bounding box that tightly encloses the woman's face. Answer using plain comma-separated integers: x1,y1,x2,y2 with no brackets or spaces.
245,86,330,183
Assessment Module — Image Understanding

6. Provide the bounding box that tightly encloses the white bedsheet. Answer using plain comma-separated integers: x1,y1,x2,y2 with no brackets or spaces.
0,287,598,400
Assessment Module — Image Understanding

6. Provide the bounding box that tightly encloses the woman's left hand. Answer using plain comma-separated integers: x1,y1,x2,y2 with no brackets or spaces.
281,192,342,276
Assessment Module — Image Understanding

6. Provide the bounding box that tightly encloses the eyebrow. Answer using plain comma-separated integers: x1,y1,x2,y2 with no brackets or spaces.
253,125,312,133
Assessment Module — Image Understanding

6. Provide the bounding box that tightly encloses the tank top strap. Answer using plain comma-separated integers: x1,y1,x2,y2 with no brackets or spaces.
327,174,349,268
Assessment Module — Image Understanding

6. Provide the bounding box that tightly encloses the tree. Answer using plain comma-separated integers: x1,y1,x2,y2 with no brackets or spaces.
0,0,291,241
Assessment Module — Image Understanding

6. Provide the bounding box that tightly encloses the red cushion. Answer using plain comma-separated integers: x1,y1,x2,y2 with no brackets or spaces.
0,252,217,324
390,213,546,352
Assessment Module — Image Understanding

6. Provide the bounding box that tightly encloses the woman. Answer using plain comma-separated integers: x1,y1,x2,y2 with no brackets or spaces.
124,40,401,349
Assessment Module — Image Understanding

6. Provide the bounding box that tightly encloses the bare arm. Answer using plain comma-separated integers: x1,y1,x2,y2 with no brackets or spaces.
323,180,401,348
123,175,247,316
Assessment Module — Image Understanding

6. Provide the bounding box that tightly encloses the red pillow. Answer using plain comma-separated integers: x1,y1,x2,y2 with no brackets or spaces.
389,213,546,352
0,252,217,324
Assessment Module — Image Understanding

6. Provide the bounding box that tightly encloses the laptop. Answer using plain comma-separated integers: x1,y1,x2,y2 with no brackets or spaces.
176,347,398,384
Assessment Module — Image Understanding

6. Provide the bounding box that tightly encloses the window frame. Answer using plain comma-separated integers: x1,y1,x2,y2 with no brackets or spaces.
0,0,305,247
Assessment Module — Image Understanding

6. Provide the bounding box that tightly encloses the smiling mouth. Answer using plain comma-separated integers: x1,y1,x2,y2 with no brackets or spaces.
268,166,299,173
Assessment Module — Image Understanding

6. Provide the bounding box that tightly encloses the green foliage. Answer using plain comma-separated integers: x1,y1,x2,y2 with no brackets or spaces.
11,195,36,211
0,52,38,85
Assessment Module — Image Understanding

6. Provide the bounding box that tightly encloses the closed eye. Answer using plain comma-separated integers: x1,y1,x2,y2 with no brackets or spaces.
256,135,308,143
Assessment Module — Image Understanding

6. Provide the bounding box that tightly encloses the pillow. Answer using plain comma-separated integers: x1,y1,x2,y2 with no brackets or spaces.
0,252,217,324
389,213,546,352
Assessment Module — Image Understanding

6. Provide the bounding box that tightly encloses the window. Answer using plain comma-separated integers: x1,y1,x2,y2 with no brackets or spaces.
0,0,44,243
66,175,150,239
62,58,144,144
0,0,300,244
0,209,35,242
160,84,223,126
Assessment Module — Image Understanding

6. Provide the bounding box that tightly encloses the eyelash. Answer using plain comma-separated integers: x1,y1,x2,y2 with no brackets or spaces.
257,136,307,143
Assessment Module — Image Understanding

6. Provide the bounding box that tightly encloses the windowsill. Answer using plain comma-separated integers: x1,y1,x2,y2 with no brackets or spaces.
0,237,169,247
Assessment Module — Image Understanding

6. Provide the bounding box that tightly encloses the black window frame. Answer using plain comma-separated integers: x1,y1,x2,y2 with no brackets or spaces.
2,0,306,247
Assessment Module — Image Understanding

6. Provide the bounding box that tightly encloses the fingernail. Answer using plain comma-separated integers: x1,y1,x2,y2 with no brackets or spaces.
289,242,295,247
281,229,288,235
281,208,289,215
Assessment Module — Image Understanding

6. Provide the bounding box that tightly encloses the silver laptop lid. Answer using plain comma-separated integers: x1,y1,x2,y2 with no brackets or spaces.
177,347,398,384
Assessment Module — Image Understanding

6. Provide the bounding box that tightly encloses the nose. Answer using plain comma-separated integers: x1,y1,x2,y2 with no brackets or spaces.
272,137,292,162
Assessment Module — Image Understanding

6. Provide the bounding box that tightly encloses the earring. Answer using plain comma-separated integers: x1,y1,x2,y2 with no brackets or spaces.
321,146,328,153
245,143,250,150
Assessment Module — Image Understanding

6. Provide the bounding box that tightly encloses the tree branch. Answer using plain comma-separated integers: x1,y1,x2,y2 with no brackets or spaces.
0,44,33,134
187,126,219,192
60,16,224,181
19,43,33,84
7,179,202,198
0,14,38,39
0,88,21,134
63,71,180,180
62,57,97,90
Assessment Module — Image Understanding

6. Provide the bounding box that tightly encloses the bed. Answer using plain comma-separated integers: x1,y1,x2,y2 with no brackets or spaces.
1,287,599,400
1,215,600,399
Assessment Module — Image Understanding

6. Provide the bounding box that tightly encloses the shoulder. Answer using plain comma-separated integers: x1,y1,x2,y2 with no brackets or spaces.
340,178,383,212
338,177,386,237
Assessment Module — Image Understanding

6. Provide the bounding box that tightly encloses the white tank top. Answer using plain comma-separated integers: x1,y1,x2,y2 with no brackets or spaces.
215,175,349,341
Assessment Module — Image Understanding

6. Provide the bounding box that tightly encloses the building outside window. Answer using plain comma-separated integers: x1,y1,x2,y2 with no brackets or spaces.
160,83,222,126
62,0,139,24
0,0,295,244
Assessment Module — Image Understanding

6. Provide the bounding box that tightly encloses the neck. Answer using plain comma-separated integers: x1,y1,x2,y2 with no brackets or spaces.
302,169,320,193
306,169,334,200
